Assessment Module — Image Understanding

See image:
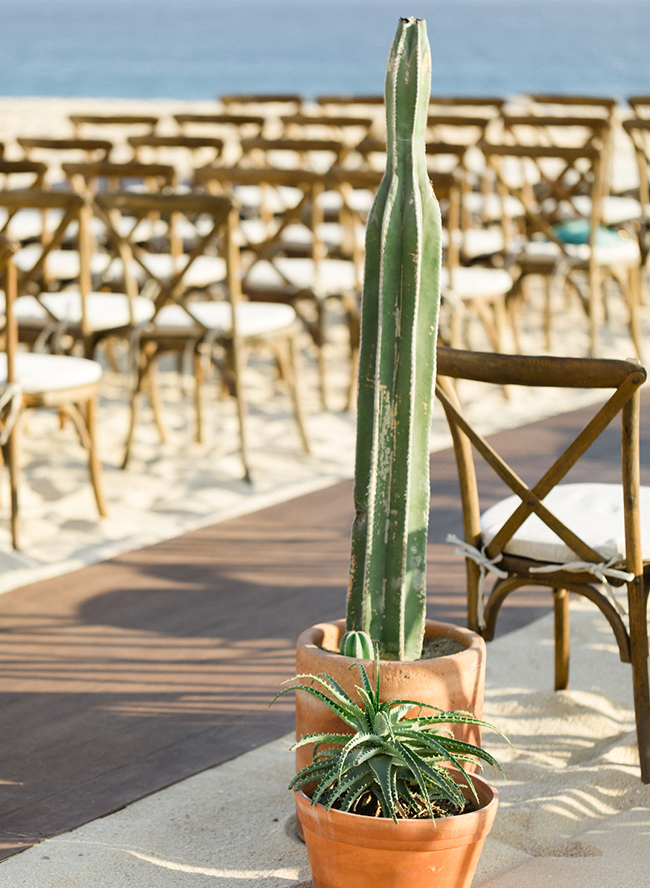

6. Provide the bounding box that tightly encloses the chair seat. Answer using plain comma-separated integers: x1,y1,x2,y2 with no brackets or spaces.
152,300,297,337
480,482,650,565
15,246,110,279
245,257,358,294
520,237,640,267
107,254,227,289
0,352,102,394
13,291,155,331
441,266,512,300
573,195,642,226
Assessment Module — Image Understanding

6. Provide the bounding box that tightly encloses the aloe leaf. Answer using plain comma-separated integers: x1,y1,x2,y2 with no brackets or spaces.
277,683,365,730
368,754,399,823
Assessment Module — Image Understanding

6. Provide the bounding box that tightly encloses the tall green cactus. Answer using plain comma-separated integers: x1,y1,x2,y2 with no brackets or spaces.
345,17,442,661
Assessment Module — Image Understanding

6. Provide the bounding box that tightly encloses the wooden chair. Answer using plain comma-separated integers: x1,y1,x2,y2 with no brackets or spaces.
17,137,113,171
280,113,374,143
0,235,107,548
479,140,642,357
93,191,310,478
435,345,650,781
196,165,362,408
0,160,49,243
622,118,650,269
524,94,618,120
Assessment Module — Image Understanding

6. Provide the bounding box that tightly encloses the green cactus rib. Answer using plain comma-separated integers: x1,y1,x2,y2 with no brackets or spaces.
347,18,442,661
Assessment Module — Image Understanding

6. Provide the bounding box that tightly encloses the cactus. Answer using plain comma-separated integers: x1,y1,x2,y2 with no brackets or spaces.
339,629,375,660
344,17,442,661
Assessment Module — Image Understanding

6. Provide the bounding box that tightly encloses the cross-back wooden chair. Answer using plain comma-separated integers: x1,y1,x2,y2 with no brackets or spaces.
69,114,159,138
0,189,153,360
0,234,107,548
622,118,650,269
196,164,361,409
479,140,642,357
93,191,310,478
435,345,650,782
0,160,49,243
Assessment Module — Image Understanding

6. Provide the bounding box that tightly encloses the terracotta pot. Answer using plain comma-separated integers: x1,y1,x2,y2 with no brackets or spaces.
295,619,486,777
295,770,498,888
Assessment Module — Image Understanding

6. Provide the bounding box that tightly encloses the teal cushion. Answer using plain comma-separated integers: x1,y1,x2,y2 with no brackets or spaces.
552,219,623,246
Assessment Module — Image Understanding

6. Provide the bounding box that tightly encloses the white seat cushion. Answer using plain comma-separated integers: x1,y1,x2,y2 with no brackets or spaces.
13,291,155,331
153,301,297,337
108,254,226,288
0,352,102,394
246,257,357,294
520,237,640,267
15,246,110,279
480,482,650,564
441,266,513,300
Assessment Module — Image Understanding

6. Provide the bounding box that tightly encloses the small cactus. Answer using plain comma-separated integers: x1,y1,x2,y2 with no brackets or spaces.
339,629,375,659
346,17,442,661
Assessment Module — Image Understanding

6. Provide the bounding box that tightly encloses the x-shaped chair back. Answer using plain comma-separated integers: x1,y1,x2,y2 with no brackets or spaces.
93,191,238,326
0,189,93,322
62,160,177,196
238,137,350,174
479,140,604,252
435,344,650,781
0,159,47,190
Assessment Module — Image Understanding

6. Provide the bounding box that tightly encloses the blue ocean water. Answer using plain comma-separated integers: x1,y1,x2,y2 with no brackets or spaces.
1,0,649,101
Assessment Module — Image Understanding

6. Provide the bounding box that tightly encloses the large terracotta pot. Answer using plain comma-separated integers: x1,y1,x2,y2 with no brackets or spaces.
295,770,498,888
295,618,486,777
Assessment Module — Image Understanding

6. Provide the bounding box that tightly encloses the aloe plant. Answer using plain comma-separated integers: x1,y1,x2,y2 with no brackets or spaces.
274,657,506,823
345,17,442,661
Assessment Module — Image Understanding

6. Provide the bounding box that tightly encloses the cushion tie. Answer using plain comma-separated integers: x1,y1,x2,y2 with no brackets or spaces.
446,533,508,629
529,558,634,616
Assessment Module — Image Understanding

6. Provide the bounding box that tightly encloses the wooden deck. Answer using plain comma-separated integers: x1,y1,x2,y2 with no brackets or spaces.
0,391,647,859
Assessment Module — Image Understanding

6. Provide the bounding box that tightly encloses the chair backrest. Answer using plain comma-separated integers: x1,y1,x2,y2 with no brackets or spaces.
0,234,18,386
69,114,159,137
478,140,604,254
93,191,239,328
623,118,650,207
0,189,93,300
174,113,265,138
0,159,47,190
435,345,646,629
280,113,374,142
237,137,350,173
429,96,505,118
62,160,177,196
17,138,113,163
524,94,617,120
127,135,224,174
628,96,650,120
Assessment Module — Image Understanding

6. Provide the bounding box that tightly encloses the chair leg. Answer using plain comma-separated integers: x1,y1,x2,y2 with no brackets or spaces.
194,350,205,445
227,343,252,484
628,576,650,782
4,420,20,550
85,396,108,518
553,587,570,691
277,336,311,455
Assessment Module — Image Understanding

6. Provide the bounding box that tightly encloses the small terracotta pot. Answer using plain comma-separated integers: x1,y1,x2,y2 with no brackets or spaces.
295,619,486,777
296,770,498,888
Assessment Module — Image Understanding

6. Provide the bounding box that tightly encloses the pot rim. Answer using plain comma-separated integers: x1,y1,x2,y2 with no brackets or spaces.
297,618,485,665
295,768,498,826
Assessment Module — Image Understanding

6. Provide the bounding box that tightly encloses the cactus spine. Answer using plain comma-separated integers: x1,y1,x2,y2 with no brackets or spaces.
345,18,442,661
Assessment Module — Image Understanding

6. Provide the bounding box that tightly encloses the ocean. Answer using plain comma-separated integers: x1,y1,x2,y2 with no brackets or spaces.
1,0,649,102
